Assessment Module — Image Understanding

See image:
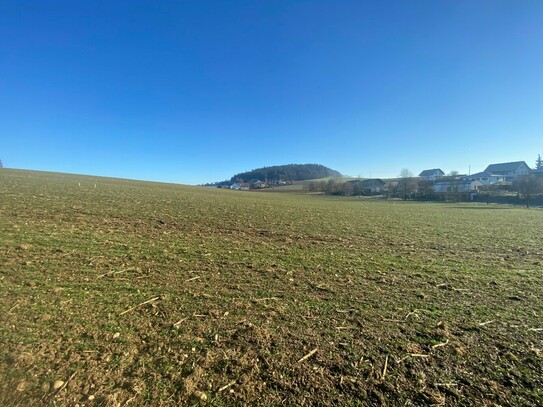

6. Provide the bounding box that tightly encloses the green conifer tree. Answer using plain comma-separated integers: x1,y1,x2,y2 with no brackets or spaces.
536,154,543,170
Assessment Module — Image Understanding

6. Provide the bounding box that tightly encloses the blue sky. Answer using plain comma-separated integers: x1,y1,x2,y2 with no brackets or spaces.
1,1,542,184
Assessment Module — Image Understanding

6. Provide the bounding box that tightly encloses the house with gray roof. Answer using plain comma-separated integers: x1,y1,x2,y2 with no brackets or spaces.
434,179,482,195
419,169,444,181
463,171,504,185
361,178,385,194
346,178,386,195
483,161,531,181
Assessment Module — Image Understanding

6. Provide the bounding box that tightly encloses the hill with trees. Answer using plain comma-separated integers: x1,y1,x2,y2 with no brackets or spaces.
230,164,341,183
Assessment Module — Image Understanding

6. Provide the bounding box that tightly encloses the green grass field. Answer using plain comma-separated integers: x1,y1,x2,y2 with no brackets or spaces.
1,169,542,406
253,177,361,193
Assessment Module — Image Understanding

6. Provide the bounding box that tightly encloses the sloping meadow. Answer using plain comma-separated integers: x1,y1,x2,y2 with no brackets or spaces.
1,169,542,406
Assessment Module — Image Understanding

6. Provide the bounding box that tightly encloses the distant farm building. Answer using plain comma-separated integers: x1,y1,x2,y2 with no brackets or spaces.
361,179,385,194
434,179,482,193
230,183,249,190
346,179,385,195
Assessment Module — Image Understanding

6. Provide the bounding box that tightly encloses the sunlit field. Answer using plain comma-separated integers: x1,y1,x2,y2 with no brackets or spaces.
1,169,542,406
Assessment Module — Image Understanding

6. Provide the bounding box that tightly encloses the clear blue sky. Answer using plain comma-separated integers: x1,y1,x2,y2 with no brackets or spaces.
1,1,542,184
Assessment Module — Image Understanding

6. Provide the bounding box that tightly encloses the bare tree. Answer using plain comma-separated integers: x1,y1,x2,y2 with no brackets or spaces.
448,170,459,176
342,181,354,196
0,159,3,168
398,168,416,200
514,174,543,207
352,181,364,197
386,181,398,199
325,179,338,195
536,154,543,170
417,179,435,200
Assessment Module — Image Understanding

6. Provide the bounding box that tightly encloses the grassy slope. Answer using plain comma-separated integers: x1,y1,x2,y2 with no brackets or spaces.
258,177,361,193
1,169,542,406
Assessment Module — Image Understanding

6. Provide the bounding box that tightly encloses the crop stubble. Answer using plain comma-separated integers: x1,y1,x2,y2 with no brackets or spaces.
0,169,542,405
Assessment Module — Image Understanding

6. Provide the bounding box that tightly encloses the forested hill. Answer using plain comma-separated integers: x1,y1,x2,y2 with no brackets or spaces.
231,164,342,182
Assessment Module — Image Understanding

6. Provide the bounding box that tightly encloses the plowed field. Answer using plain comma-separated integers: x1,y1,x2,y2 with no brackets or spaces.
1,169,542,406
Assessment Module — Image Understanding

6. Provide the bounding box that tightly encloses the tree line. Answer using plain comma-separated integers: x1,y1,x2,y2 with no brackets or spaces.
306,155,543,207
308,175,543,203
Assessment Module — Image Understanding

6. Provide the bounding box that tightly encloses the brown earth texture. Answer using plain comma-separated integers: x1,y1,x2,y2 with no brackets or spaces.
1,169,542,406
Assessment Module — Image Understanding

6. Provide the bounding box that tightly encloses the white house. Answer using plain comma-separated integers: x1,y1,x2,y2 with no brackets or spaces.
434,179,482,194
483,161,531,181
462,171,504,185
419,169,445,181
230,183,249,190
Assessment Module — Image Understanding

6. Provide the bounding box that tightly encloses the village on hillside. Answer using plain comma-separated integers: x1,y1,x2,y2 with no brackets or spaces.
227,157,543,205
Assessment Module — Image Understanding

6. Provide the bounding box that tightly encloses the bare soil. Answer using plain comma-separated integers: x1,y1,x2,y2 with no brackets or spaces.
1,169,542,406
